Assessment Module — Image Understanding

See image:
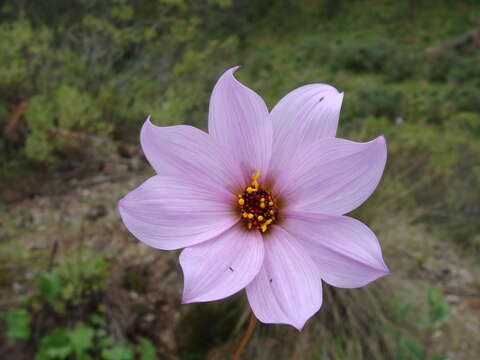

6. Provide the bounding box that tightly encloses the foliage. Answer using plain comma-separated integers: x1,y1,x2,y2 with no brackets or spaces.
34,320,156,360
36,250,110,313
420,286,450,329
388,286,451,360
3,307,31,342
0,0,274,166
334,39,396,73
2,248,157,359
25,86,109,162
35,328,73,360
138,337,157,360
347,112,480,250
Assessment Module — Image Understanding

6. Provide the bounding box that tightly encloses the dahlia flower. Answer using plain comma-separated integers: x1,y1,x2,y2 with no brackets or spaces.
118,66,389,330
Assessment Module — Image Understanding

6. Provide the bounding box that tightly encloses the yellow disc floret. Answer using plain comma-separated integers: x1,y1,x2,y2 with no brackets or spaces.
237,171,278,233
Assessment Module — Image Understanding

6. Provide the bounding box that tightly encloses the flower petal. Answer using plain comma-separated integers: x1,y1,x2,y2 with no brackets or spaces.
275,136,387,215
283,211,389,288
180,223,264,303
246,226,322,330
270,84,344,173
118,175,237,250
208,67,272,180
140,117,244,192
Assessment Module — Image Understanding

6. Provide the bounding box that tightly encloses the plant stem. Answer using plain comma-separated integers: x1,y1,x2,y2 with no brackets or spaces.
232,312,257,360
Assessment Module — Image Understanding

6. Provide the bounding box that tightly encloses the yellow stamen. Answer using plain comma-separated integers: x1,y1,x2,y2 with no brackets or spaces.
260,219,273,233
238,170,278,232
251,170,260,190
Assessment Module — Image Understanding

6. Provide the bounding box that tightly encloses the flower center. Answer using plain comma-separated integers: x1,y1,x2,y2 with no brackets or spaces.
237,171,277,232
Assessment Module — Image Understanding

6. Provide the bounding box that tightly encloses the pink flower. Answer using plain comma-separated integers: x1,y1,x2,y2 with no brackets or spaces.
118,67,389,330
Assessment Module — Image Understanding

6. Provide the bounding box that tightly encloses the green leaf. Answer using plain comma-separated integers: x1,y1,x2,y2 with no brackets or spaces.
36,271,64,312
35,329,72,360
393,297,413,320
102,343,134,360
4,308,31,342
90,313,106,326
96,328,107,338
420,286,450,327
399,338,425,359
137,337,157,360
98,336,114,349
68,324,95,358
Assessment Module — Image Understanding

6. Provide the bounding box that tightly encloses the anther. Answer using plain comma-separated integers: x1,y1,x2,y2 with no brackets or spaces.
237,170,277,233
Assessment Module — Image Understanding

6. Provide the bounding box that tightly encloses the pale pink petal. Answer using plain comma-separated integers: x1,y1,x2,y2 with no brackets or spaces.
246,226,322,330
140,117,244,192
180,224,264,303
283,211,389,288
208,67,272,181
118,176,237,250
275,136,387,215
270,84,344,173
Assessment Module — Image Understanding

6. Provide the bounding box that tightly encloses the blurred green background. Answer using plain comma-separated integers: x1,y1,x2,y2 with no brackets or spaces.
1,0,479,359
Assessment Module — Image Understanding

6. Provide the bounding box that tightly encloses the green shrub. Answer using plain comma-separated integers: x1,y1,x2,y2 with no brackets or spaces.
453,85,480,114
384,51,421,81
35,328,72,360
24,86,109,162
342,85,403,123
0,0,247,167
447,53,480,85
3,248,157,360
334,40,396,72
3,308,31,342
387,287,450,360
33,321,157,360
294,35,334,65
356,116,480,248
36,250,110,313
